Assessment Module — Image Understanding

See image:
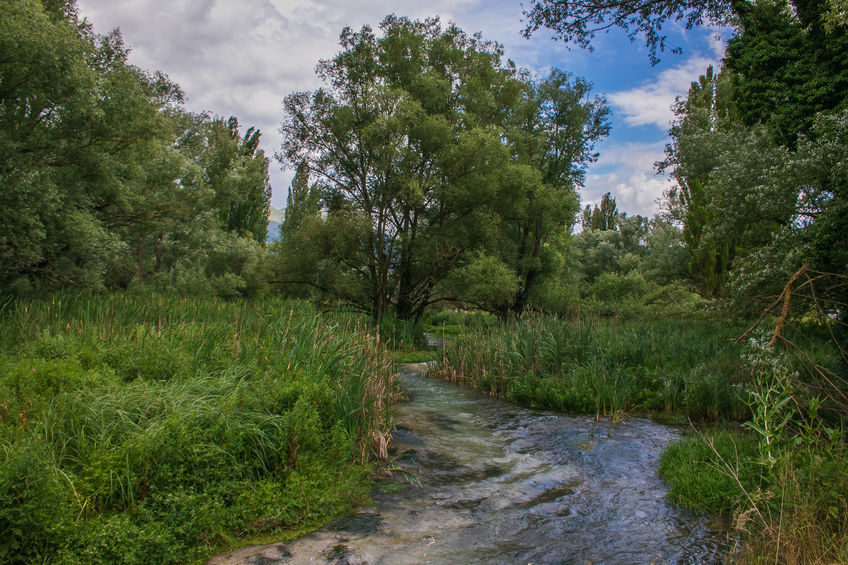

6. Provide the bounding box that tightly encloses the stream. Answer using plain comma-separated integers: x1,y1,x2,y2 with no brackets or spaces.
209,363,729,564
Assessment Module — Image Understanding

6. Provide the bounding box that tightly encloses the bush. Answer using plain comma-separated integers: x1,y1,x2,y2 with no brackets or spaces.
63,513,182,565
588,271,647,304
0,442,73,564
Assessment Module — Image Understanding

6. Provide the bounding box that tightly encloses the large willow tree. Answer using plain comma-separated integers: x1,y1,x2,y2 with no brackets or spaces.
278,16,608,319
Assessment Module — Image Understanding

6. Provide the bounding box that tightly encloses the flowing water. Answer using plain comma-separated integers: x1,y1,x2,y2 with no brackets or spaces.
210,363,729,564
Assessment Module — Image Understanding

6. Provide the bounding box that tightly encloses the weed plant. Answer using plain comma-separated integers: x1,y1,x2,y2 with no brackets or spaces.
0,292,395,564
730,340,848,564
435,312,750,420
660,337,848,564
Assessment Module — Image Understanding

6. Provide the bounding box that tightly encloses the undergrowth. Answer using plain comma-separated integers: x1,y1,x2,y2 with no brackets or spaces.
0,292,395,564
661,337,848,564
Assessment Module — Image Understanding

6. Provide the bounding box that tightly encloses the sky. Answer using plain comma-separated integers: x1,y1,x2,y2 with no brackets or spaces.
75,0,728,217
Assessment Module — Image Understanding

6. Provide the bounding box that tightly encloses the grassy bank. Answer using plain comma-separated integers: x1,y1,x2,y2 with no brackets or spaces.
434,313,750,421
0,293,395,564
659,424,848,564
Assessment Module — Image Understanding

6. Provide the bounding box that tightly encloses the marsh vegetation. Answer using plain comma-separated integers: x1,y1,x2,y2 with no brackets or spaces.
2,0,847,562
0,293,394,563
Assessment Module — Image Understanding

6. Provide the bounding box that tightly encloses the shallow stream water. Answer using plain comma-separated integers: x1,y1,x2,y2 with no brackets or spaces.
209,363,728,564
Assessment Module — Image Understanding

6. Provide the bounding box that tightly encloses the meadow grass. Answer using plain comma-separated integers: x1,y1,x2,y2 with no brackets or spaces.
659,429,761,514
0,292,395,564
658,424,848,564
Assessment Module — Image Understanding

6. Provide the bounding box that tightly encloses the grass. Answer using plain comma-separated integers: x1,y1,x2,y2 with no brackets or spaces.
434,312,751,421
662,424,848,564
0,292,396,564
659,429,761,515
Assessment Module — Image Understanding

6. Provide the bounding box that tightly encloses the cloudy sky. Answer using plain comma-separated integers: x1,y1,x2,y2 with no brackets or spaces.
76,0,727,216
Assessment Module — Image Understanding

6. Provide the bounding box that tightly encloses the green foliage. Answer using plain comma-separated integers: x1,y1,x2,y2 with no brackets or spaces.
436,313,750,419
567,213,697,316
823,0,848,30
199,116,271,243
1,0,126,288
0,440,74,563
278,17,608,320
279,16,519,320
658,0,848,309
658,66,743,298
280,161,320,246
588,271,647,304
61,512,181,565
0,293,394,564
0,2,271,296
741,339,799,468
581,192,619,231
497,70,610,312
725,111,848,311
725,0,848,147
439,253,520,312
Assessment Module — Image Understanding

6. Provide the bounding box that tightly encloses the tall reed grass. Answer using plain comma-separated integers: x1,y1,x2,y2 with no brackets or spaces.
0,292,395,564
435,312,751,420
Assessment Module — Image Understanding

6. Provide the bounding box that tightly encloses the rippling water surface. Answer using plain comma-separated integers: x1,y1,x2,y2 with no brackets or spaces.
210,363,728,564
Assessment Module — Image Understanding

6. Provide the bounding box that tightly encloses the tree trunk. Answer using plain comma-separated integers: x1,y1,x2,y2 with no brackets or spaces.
136,238,145,284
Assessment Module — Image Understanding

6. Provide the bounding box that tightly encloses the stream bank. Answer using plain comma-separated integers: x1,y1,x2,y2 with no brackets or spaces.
209,363,728,564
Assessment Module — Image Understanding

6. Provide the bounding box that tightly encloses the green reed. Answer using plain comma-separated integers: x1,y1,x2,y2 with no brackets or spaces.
0,292,394,564
435,312,750,420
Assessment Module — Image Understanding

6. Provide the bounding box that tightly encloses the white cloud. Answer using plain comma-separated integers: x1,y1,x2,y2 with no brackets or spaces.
74,0,709,212
608,54,721,130
583,141,672,217
77,0,551,207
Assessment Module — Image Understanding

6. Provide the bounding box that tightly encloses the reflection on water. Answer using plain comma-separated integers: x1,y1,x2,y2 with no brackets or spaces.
209,363,729,564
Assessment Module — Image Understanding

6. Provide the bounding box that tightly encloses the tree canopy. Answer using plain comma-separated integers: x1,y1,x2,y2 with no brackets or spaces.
276,16,608,320
0,0,272,296
658,0,848,309
522,0,735,63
